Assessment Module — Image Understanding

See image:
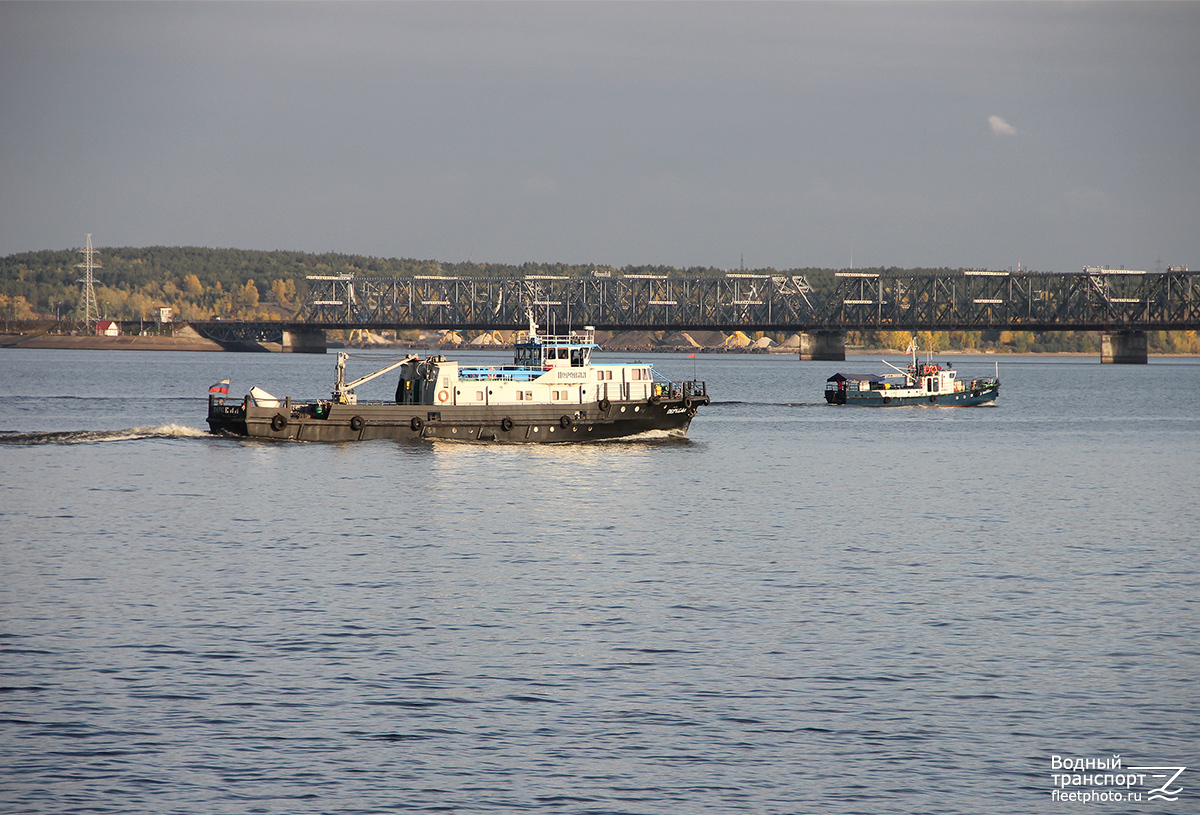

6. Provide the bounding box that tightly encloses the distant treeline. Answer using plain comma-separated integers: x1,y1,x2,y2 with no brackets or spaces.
1,245,1197,354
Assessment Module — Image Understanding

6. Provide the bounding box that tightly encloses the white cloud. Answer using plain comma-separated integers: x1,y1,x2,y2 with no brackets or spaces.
989,115,1018,136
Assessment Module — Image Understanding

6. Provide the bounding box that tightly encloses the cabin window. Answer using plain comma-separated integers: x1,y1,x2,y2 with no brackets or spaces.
475,391,484,401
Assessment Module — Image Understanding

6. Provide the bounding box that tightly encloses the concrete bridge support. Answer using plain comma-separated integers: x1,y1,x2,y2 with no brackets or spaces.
281,328,327,354
798,330,846,361
1101,331,1148,364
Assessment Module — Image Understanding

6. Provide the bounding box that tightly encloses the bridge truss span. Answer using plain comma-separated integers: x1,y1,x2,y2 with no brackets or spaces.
297,269,1200,332
299,273,823,330
822,269,1200,331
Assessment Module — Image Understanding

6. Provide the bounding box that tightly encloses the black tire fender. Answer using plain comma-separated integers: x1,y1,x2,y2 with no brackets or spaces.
598,398,611,412
500,416,514,432
410,416,424,432
559,415,572,428
271,413,288,432
350,415,365,432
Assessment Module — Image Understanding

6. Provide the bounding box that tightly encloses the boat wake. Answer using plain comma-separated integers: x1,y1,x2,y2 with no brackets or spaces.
0,424,210,446
609,428,691,443
713,400,825,408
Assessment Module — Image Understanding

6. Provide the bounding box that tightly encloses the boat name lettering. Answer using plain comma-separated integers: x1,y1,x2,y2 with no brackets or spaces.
556,371,588,380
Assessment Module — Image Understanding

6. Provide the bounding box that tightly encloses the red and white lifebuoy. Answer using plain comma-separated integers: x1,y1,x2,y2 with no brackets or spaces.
438,389,450,403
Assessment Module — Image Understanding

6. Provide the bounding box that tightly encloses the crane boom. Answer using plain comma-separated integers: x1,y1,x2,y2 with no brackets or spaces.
333,352,418,403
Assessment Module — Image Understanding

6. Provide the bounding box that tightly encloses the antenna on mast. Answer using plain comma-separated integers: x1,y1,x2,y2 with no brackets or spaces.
76,234,101,332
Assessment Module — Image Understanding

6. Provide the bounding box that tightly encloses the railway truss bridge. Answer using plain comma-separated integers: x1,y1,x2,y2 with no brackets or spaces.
194,267,1200,362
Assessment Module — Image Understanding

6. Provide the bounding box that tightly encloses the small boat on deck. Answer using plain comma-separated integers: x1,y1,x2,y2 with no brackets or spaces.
824,339,999,407
207,316,710,442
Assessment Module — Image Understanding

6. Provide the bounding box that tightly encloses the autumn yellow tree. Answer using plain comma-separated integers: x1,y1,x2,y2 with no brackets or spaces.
0,293,37,319
233,279,260,313
269,278,297,307
182,274,203,299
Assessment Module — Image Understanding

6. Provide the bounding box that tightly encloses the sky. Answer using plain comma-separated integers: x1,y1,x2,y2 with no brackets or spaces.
2,1,1198,273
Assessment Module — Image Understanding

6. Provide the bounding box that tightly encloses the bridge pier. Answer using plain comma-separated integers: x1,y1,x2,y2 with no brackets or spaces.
281,328,327,354
1100,331,1147,364
798,330,846,361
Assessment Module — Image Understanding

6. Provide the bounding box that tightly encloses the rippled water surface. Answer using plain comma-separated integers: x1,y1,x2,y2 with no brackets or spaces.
2,348,1197,814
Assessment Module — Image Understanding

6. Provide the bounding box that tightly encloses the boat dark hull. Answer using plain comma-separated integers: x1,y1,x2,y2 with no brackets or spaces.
208,395,708,442
825,384,999,407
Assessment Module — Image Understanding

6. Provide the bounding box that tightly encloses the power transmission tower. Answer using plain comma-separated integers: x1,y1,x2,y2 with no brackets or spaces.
76,233,101,332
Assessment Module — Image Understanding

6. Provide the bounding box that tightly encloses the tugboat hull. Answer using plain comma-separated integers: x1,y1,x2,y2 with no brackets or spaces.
208,395,706,442
824,384,999,407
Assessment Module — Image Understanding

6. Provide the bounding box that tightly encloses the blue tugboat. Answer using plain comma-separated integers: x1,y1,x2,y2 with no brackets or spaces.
825,339,999,407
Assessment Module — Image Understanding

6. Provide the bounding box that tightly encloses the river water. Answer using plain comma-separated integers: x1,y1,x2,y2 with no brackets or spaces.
1,348,1197,814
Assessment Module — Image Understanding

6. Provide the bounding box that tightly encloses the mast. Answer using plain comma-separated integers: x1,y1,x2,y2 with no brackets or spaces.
76,234,101,332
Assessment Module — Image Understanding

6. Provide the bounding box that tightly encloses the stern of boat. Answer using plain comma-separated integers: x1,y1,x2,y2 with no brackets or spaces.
207,392,248,435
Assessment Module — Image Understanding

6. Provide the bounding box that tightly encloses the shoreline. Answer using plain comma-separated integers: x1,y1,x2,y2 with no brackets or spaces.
0,333,225,352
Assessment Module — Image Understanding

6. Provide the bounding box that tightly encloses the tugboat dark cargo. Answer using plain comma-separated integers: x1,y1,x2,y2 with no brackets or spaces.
825,338,999,407
207,316,710,442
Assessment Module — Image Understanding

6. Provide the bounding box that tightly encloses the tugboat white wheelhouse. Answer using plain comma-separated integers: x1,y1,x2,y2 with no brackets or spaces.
207,316,710,442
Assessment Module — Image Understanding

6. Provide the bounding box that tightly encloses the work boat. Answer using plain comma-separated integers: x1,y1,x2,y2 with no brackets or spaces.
824,339,999,406
207,318,710,442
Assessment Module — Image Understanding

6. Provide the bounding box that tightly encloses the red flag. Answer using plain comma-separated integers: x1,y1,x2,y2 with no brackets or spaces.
688,353,696,358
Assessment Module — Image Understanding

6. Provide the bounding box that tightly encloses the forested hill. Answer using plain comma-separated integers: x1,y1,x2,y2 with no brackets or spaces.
0,244,835,322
